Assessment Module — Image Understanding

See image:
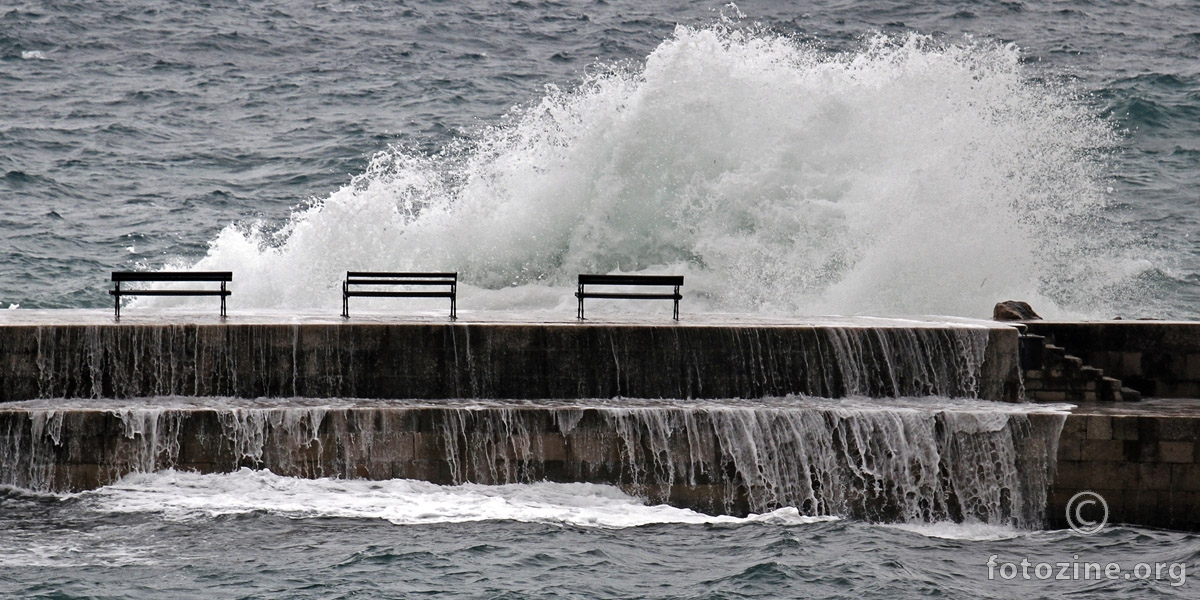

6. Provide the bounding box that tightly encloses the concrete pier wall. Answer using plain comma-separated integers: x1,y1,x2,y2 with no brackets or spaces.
8,317,1200,530
7,401,1198,530
0,401,1063,525
0,321,1021,402
1047,404,1200,531
0,405,746,514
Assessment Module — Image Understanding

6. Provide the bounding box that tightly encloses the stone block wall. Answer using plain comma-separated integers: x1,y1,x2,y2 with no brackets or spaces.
0,406,750,514
0,322,1021,402
18,402,1200,530
1048,409,1200,530
1019,334,1138,402
1024,322,1200,398
0,402,1062,526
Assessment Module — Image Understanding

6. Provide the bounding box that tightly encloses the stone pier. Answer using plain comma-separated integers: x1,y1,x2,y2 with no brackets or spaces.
0,311,1021,403
7,312,1200,530
0,399,1064,526
1047,400,1200,531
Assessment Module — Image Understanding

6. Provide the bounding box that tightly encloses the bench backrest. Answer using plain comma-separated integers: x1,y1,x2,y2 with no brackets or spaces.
113,271,232,283
346,272,457,285
578,274,683,286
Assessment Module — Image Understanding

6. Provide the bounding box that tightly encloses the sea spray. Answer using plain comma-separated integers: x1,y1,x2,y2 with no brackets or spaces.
151,26,1132,318
0,398,1068,527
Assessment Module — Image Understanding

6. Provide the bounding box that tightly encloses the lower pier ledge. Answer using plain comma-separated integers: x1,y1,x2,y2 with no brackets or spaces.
1048,399,1200,531
0,397,1062,526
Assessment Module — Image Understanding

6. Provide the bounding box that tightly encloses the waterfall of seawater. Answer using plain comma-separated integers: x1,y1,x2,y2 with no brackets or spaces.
18,323,994,400
0,399,1067,528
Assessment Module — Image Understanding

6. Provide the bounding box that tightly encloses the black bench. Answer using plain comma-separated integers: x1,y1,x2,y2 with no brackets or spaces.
110,271,232,319
342,272,458,319
576,274,683,320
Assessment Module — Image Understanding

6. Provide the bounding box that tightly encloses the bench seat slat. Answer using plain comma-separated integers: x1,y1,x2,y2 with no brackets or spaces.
347,272,457,279
346,279,456,286
577,274,683,286
345,291,456,298
575,292,682,300
111,290,230,296
112,271,232,282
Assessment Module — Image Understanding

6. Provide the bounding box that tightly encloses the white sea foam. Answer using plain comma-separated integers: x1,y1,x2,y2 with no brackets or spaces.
83,469,834,528
146,25,1139,319
20,50,47,60
885,521,1026,541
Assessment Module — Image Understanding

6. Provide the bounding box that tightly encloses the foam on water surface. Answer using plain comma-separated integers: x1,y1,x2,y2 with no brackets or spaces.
76,469,832,529
885,521,1029,542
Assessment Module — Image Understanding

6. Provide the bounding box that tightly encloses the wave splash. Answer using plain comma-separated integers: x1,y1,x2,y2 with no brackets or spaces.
176,26,1137,317
76,469,830,528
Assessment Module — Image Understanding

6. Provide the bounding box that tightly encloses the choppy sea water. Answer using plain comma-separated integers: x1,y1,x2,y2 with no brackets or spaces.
2,0,1199,317
0,471,1196,599
5,1,1200,597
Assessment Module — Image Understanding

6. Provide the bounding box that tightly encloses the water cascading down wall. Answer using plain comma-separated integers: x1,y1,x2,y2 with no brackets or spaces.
1,319,1058,525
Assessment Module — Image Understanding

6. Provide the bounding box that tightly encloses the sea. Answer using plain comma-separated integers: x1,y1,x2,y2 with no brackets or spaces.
3,0,1200,597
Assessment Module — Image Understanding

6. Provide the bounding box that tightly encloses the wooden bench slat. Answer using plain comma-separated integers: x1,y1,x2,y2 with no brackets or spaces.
577,274,683,286
110,290,230,296
347,272,457,278
345,291,456,298
112,271,232,282
346,279,456,286
575,292,682,300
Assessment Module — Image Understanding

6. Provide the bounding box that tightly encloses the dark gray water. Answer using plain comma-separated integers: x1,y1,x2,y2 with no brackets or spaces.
1,473,1197,599
5,1,1200,597
2,0,1199,317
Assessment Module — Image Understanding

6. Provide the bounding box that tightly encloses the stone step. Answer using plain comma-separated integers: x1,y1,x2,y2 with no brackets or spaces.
1020,334,1144,403
1020,339,1141,403
1099,376,1123,402
1042,345,1069,370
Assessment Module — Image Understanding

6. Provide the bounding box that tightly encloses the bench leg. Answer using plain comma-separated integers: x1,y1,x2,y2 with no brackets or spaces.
114,287,120,321
450,295,456,320
341,281,349,318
